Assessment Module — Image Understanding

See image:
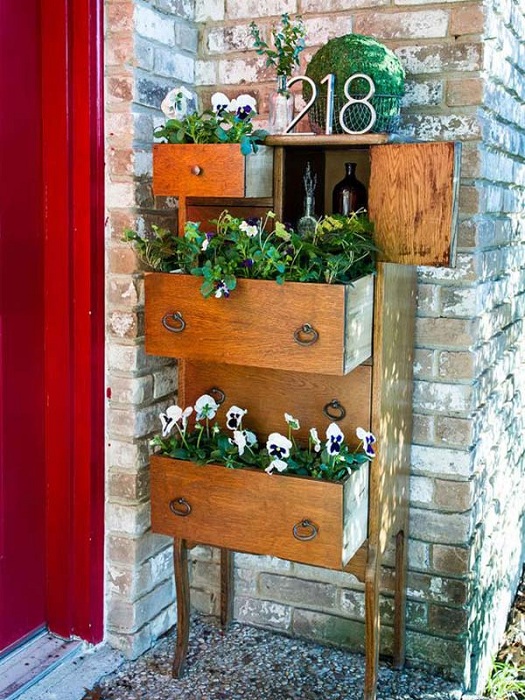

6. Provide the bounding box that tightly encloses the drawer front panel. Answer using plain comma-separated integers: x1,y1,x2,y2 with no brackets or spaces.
180,360,372,445
150,456,344,569
153,144,245,198
145,274,357,375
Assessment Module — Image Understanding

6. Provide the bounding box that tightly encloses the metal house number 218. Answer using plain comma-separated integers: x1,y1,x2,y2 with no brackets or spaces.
285,73,377,136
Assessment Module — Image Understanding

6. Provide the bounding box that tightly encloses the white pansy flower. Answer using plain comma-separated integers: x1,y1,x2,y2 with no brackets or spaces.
265,459,288,474
284,413,300,430
201,237,210,251
239,221,259,238
211,91,232,114
266,432,292,460
194,394,219,420
231,430,247,456
326,422,344,455
230,94,257,120
159,404,192,437
226,405,248,431
356,427,376,457
243,430,257,447
309,427,321,453
161,86,197,120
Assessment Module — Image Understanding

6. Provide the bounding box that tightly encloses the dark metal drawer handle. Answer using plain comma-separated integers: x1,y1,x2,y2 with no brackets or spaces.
162,311,186,333
293,324,319,346
169,497,192,517
323,399,347,421
208,386,226,405
293,519,319,541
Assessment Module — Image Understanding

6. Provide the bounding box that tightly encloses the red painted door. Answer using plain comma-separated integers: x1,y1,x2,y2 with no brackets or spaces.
0,0,47,652
0,0,105,652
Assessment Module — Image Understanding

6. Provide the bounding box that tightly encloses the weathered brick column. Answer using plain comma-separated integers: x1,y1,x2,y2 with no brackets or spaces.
105,0,197,658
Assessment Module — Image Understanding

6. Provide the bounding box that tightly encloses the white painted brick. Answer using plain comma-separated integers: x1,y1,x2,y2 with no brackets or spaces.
106,181,136,209
225,0,296,20
411,475,435,505
414,380,473,414
354,10,449,39
412,445,473,479
108,440,149,471
195,59,218,86
153,48,195,82
134,5,175,46
106,502,151,536
195,0,224,21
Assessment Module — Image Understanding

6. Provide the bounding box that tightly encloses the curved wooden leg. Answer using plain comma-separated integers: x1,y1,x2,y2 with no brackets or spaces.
220,549,233,630
364,545,380,700
172,538,190,678
393,530,407,669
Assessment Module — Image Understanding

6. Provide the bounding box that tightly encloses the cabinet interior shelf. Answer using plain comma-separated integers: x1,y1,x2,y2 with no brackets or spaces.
265,134,391,147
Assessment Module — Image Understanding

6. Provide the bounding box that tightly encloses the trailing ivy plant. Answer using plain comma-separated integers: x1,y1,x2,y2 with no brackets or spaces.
124,210,377,299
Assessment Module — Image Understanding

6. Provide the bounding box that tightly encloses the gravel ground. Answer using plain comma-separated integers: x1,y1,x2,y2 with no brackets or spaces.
88,615,470,700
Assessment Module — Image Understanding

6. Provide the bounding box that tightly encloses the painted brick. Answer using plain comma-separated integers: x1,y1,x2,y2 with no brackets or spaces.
153,365,178,399
411,445,472,479
302,0,388,10
134,5,175,46
109,374,154,405
154,47,195,82
411,475,435,505
395,42,482,75
225,0,296,20
108,439,150,471
408,539,431,570
438,351,475,380
235,597,292,631
412,413,435,444
107,76,134,103
410,508,473,545
402,79,444,107
354,10,449,40
415,317,475,349
106,501,151,537
407,572,469,606
405,632,466,679
259,574,337,609
413,380,473,414
195,0,224,21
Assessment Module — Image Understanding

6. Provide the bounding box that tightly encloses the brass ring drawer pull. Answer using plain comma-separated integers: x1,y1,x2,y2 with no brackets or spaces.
293,323,319,346
169,497,192,517
162,311,186,333
208,386,226,405
293,519,319,541
323,399,346,421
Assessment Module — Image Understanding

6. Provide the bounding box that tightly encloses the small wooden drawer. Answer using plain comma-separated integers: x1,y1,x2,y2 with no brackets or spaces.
150,456,369,569
145,273,374,376
152,144,273,199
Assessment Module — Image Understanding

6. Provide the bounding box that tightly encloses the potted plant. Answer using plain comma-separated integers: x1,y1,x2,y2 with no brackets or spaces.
150,393,375,568
153,89,271,232
249,13,306,133
125,210,377,375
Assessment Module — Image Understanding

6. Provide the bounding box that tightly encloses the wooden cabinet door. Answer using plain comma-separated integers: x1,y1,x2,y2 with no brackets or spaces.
368,141,461,267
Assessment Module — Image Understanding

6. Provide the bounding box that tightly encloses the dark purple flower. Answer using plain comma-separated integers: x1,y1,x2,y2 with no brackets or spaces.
241,258,254,268
246,217,260,227
206,232,216,240
236,105,253,120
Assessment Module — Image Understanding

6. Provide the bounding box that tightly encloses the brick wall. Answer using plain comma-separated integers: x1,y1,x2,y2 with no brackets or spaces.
188,0,525,691
105,0,197,659
104,0,525,691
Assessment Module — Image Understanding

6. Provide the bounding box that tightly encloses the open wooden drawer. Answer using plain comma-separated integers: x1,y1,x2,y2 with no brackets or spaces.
150,455,369,569
145,273,374,376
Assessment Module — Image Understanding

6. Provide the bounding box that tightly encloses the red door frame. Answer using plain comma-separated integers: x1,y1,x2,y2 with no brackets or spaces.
41,0,105,642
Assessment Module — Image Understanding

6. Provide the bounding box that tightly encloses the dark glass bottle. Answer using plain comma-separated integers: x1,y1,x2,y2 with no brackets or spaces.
332,162,367,215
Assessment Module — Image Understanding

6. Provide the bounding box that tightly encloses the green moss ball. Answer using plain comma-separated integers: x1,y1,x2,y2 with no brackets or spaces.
305,34,405,133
